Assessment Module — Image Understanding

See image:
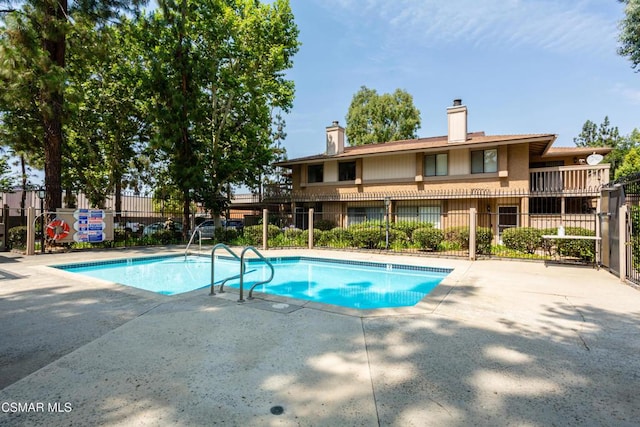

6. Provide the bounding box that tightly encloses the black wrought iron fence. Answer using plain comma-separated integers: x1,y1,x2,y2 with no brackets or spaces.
605,172,640,285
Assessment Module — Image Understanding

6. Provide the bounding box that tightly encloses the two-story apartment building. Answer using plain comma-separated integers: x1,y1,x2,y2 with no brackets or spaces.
276,100,611,238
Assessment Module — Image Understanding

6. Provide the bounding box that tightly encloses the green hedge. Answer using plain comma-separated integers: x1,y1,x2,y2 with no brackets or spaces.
243,224,281,245
214,227,239,243
350,226,386,249
313,219,335,231
317,227,353,248
556,227,596,261
442,225,492,254
476,227,493,255
501,227,543,254
444,226,470,249
412,227,444,250
349,225,407,249
7,226,27,250
391,221,434,239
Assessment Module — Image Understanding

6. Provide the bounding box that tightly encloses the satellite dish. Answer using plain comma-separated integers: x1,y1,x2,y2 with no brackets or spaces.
586,153,604,165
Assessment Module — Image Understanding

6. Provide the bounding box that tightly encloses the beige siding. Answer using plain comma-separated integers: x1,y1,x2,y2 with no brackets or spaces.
508,144,529,184
324,161,338,183
363,154,415,180
449,149,469,175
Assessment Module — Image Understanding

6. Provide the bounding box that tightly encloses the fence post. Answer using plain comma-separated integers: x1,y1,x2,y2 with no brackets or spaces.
262,209,268,251
26,206,36,256
619,204,627,282
308,208,314,249
469,207,477,261
595,199,601,267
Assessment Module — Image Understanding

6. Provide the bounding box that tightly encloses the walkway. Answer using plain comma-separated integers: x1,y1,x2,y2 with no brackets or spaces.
0,248,638,426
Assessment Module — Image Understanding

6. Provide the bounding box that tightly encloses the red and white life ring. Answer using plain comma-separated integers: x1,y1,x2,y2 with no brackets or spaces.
46,219,70,240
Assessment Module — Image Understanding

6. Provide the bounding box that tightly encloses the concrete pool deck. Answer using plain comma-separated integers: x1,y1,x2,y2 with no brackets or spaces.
0,247,639,426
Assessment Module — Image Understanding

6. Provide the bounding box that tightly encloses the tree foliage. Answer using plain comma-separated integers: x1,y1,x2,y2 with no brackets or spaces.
573,116,630,179
138,0,299,236
573,116,621,147
618,0,640,72
614,129,640,179
2,0,299,227
0,0,148,211
64,17,150,208
345,86,421,146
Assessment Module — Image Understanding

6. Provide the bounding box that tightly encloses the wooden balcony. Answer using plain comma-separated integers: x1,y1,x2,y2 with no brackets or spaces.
530,164,610,195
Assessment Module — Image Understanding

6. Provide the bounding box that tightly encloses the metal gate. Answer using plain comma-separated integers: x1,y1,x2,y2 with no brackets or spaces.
603,173,640,285
606,186,624,277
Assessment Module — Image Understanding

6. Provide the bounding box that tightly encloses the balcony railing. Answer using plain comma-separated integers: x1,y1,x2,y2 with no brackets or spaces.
530,164,610,194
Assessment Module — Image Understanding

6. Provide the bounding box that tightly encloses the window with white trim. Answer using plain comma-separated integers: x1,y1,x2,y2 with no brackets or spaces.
424,153,448,176
471,149,497,174
396,205,441,229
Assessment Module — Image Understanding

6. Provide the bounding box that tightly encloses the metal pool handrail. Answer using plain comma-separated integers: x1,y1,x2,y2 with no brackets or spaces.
240,246,274,302
210,243,241,295
184,226,203,260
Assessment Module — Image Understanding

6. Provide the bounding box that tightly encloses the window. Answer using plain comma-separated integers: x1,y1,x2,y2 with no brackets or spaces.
347,207,384,226
424,153,448,176
397,205,441,229
471,149,497,174
338,161,356,181
530,197,561,214
308,164,323,183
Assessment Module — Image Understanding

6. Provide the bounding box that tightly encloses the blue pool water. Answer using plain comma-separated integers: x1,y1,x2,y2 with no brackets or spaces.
55,255,451,309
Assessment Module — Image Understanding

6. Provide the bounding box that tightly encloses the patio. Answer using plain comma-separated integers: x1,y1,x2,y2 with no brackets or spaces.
0,248,639,426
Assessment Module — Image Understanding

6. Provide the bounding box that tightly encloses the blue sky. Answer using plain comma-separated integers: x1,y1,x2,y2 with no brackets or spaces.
281,0,640,160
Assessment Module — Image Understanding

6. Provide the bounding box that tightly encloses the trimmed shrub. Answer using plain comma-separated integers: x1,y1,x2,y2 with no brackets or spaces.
412,227,444,250
313,229,325,246
389,229,409,248
391,221,431,239
476,226,493,255
442,225,492,254
243,224,281,245
113,228,130,242
313,219,335,231
556,227,595,261
350,226,385,249
444,226,470,249
283,227,304,239
350,226,407,249
214,227,239,243
501,227,543,254
7,226,27,250
151,229,177,245
320,227,353,248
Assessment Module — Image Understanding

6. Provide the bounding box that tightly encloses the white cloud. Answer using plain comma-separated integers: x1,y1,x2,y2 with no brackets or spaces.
613,83,640,104
317,0,619,55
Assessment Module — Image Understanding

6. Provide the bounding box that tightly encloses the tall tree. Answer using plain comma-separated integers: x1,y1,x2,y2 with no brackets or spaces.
573,117,621,147
614,129,640,179
574,116,627,179
64,17,149,209
0,151,15,192
618,0,640,71
345,86,421,146
0,0,147,212
140,0,299,237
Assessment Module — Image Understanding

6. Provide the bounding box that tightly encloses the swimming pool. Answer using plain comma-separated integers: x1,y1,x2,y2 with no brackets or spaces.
54,255,451,309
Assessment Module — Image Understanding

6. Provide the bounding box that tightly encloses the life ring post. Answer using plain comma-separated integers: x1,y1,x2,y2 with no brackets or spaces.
46,218,70,241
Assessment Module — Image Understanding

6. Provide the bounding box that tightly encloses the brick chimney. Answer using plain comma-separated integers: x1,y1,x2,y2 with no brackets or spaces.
447,99,467,143
326,120,345,155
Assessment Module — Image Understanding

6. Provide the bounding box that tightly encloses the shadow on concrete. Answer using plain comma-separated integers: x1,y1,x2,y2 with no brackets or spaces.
0,285,160,389
0,270,639,425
